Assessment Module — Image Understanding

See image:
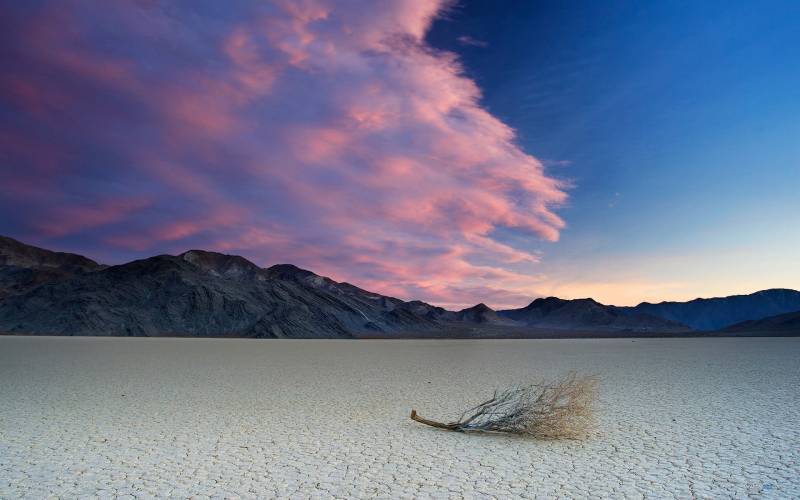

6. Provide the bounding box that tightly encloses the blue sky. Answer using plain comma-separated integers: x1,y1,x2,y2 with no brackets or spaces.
428,0,800,303
1,0,797,308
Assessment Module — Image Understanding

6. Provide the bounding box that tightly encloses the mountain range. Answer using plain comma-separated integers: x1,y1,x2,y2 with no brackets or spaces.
1,235,798,338
615,289,800,330
722,310,800,335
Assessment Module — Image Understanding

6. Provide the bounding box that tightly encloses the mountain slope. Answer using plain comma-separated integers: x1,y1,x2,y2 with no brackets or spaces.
498,297,690,332
2,235,797,338
0,235,101,271
722,311,800,335
0,235,103,299
0,244,438,338
620,289,800,331
453,303,517,325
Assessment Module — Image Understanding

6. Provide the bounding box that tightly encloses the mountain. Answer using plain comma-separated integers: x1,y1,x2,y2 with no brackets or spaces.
454,303,516,325
0,237,439,338
0,235,101,271
498,297,691,332
722,311,800,335
1,235,797,338
0,235,103,299
619,289,800,331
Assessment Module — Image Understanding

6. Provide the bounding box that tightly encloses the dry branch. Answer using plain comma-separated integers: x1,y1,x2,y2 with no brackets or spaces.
410,371,598,439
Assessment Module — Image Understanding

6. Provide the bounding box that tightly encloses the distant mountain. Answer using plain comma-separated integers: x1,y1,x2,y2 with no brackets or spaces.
498,297,691,332
454,303,516,325
0,235,103,299
722,311,800,335
618,289,800,331
1,235,797,338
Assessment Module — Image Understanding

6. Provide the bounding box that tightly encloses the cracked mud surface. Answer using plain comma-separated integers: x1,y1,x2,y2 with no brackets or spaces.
1,337,798,498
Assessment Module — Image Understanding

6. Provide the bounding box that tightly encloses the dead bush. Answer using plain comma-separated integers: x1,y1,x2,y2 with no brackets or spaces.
410,371,598,439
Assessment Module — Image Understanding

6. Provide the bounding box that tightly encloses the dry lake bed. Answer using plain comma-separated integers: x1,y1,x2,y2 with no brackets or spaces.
1,337,799,499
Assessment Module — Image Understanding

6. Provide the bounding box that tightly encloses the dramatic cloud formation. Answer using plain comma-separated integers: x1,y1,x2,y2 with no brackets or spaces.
0,0,567,309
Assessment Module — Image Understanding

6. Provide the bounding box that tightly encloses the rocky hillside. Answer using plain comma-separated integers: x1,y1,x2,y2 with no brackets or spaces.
2,235,796,337
0,237,438,338
0,235,101,271
0,236,103,299
722,310,800,335
498,297,691,332
619,289,800,331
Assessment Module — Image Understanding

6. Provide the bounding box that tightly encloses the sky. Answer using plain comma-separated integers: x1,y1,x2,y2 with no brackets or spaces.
1,0,798,309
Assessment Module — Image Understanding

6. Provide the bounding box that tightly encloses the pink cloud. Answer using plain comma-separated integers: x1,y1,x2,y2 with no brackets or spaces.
0,1,568,309
35,198,152,238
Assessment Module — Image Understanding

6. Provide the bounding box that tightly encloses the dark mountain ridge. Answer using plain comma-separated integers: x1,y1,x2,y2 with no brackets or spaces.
617,289,800,330
498,297,690,332
0,235,101,272
0,248,438,338
723,310,800,335
0,235,103,300
454,303,517,325
0,235,797,337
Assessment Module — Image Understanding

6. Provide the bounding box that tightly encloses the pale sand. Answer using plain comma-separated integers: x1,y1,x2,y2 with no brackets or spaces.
1,337,798,499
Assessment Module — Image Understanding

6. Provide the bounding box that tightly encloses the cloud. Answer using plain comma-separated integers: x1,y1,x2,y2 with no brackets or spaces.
457,35,488,48
0,0,567,309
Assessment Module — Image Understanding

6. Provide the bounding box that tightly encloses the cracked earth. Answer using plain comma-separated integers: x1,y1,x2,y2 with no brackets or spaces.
1,337,798,498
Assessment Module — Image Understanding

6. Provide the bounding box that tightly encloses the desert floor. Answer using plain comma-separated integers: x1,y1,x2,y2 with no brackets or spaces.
1,337,798,498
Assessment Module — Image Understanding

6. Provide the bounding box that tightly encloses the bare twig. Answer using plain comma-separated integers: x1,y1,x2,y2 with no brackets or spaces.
410,371,598,439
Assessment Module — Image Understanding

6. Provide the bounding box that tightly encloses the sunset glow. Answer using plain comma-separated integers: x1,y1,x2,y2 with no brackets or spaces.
2,1,798,309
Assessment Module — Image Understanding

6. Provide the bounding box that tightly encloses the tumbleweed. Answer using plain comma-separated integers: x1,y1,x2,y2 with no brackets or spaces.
410,371,598,439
